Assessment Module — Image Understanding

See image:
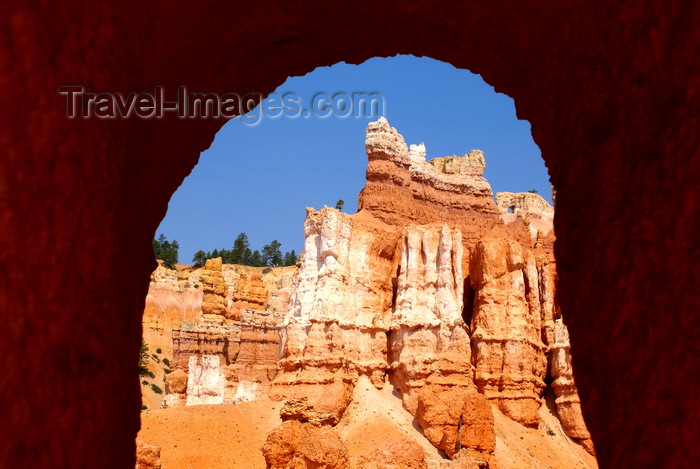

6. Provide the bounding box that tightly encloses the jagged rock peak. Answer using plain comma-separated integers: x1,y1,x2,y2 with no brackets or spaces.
365,116,410,166
428,150,486,177
359,118,500,229
496,191,554,219
365,117,487,178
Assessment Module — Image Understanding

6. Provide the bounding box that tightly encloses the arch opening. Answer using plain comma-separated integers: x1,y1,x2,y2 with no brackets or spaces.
4,4,694,468
137,56,597,468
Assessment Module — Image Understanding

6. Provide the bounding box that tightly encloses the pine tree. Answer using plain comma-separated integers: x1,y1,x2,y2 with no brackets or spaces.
231,233,251,265
192,250,207,266
139,339,151,377
152,239,162,260
153,234,179,266
262,240,283,267
335,199,345,211
283,250,298,266
219,248,231,264
248,250,263,267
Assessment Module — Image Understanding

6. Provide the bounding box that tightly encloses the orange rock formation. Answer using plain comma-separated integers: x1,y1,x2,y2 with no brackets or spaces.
142,118,596,466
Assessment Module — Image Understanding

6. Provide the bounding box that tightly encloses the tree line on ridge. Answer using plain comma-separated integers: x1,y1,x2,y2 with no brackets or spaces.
152,232,298,268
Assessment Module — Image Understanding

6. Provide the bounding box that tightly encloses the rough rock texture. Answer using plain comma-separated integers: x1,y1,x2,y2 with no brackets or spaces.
200,258,229,324
352,440,428,469
228,272,268,320
496,192,555,241
226,308,285,404
271,208,397,401
165,310,287,407
387,226,474,419
142,263,295,332
279,397,339,426
170,323,240,372
135,441,162,469
268,120,593,466
2,4,697,467
143,263,294,407
496,192,555,220
551,321,595,454
262,420,350,469
358,118,500,246
415,385,495,462
469,228,548,426
143,263,203,331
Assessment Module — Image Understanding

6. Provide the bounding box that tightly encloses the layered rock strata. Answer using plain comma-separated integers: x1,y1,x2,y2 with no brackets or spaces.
146,118,594,464
200,257,229,324
266,118,594,463
551,321,595,454
496,191,555,240
226,308,286,404
164,323,239,407
469,228,548,426
143,261,294,331
496,191,554,220
358,117,500,245
145,263,295,407
143,263,203,331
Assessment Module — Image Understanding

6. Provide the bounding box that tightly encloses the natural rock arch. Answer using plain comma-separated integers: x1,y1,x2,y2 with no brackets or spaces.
0,2,697,468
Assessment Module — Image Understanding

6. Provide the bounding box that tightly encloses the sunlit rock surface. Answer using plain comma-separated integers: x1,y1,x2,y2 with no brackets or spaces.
142,118,595,466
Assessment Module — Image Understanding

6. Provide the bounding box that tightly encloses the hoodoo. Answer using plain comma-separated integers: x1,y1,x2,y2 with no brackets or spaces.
139,119,597,468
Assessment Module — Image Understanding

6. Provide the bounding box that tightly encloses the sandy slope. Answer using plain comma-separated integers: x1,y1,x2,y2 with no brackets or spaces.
140,327,173,411
138,398,282,469
137,382,596,469
491,392,598,469
335,376,444,462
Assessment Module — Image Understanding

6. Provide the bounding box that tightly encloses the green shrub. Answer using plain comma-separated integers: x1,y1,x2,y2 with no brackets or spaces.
142,380,149,386
155,348,162,354
139,339,150,377
151,384,163,394
162,358,170,367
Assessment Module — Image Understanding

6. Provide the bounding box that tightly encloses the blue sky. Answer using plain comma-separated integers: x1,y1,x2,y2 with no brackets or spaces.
156,55,550,264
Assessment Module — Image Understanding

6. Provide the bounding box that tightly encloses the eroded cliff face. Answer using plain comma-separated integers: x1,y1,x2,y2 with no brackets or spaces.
141,118,595,467
262,118,595,467
141,261,295,409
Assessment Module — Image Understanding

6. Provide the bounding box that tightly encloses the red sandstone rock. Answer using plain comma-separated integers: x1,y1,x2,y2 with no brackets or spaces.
164,368,187,395
469,227,548,427
271,378,354,426
228,272,268,319
358,118,500,240
226,308,285,403
551,321,595,454
280,397,338,426
143,263,203,330
200,258,229,324
262,420,350,469
415,385,495,461
135,441,162,469
269,120,596,466
352,440,427,469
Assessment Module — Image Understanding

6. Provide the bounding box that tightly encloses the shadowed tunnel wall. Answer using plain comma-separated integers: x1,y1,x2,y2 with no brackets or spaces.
0,1,698,467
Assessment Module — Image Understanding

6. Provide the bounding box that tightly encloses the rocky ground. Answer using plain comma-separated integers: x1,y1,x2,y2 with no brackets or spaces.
138,380,596,468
